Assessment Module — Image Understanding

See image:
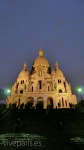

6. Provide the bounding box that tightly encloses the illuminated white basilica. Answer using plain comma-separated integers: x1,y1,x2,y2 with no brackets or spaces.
6,49,77,109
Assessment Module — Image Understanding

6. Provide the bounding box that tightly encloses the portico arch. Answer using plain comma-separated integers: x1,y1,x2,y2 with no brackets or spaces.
26,97,34,109
36,97,44,109
47,97,53,109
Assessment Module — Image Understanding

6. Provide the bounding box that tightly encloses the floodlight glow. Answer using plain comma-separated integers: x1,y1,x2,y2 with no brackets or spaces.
78,88,82,92
7,89,10,93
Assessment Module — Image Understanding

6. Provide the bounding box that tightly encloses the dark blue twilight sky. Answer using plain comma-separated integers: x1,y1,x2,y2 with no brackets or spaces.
0,0,84,100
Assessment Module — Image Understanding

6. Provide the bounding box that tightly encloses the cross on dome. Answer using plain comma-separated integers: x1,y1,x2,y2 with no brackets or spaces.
55,62,58,69
39,48,43,57
23,62,27,70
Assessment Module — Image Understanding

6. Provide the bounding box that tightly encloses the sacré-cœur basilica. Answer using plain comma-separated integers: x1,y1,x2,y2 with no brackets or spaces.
6,49,77,109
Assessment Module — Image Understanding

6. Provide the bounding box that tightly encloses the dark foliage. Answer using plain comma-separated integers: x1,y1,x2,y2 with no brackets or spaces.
0,89,6,100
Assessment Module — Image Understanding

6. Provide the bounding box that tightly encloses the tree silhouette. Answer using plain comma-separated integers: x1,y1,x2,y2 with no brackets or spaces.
0,89,6,100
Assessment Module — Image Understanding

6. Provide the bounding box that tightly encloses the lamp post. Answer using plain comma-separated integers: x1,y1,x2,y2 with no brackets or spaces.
78,88,82,101
6,89,11,96
7,89,10,94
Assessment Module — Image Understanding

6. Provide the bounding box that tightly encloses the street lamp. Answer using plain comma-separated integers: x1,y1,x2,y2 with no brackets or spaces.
4,88,11,98
78,88,82,101
5,88,11,96
7,89,11,94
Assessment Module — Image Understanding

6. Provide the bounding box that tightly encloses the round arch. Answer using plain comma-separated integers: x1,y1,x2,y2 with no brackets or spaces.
26,97,34,109
36,97,44,109
47,97,53,109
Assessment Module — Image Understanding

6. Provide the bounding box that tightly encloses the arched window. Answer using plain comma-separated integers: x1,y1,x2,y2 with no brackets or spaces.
32,86,33,92
59,89,62,93
59,100,61,106
38,80,42,89
48,86,49,91
65,100,67,106
21,80,24,84
62,98,64,106
58,79,61,83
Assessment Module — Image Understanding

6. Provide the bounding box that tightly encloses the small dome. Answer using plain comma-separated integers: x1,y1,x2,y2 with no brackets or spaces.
55,62,64,76
19,63,29,78
19,70,29,78
33,49,50,67
55,69,63,76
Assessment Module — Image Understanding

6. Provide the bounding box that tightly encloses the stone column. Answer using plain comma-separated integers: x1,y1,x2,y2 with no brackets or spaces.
44,102,47,109
34,95,37,108
53,100,56,109
44,94,47,109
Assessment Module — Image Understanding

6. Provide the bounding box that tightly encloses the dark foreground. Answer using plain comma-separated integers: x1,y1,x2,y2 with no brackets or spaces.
0,108,84,150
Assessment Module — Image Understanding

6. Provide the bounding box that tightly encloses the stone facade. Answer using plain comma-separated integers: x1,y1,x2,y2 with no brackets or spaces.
6,49,77,109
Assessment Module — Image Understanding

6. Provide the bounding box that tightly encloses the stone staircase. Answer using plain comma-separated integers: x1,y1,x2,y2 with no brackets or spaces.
0,108,84,150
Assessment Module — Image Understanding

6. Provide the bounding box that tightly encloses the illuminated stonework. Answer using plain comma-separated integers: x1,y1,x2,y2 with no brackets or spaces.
6,49,77,109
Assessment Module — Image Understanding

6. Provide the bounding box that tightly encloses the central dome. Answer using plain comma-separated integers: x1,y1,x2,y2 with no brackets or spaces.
33,49,50,67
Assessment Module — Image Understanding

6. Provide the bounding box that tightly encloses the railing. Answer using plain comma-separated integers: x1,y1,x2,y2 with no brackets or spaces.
76,105,84,113
0,108,10,120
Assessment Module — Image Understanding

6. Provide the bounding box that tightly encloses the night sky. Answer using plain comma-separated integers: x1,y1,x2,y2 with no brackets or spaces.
0,0,84,100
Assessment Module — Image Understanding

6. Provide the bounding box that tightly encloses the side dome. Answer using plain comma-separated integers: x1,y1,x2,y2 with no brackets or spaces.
55,69,63,76
33,49,50,68
55,62,64,76
19,63,29,78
